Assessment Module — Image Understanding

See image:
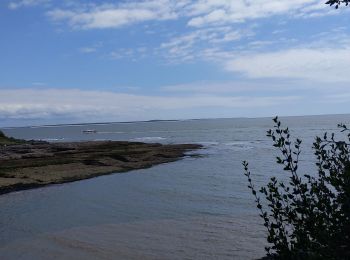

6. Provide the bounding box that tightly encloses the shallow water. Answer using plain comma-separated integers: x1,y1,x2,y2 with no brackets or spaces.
1,115,350,259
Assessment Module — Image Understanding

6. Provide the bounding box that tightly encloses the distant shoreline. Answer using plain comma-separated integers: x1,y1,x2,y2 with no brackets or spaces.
1,119,186,129
2,113,350,129
0,140,202,195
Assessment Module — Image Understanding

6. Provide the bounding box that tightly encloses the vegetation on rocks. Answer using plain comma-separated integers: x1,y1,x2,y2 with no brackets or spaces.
0,130,26,146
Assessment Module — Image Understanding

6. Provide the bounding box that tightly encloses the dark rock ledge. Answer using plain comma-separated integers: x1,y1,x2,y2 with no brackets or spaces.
0,140,202,195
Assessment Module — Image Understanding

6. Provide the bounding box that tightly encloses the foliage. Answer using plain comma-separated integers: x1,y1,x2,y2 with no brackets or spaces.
0,130,26,146
325,0,350,8
243,117,350,259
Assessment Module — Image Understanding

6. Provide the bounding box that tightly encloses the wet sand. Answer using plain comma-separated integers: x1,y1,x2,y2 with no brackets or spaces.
0,140,201,195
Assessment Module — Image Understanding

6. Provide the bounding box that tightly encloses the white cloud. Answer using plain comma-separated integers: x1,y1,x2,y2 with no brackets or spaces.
8,0,49,10
79,42,103,54
162,82,251,93
41,0,349,69
0,88,300,122
108,46,149,61
160,27,247,62
185,0,340,27
161,80,320,93
109,48,135,60
47,1,178,29
325,93,350,104
79,47,97,53
43,0,344,30
225,47,350,83
2,88,349,126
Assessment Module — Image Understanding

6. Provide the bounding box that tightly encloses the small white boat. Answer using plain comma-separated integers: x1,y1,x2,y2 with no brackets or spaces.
82,129,97,134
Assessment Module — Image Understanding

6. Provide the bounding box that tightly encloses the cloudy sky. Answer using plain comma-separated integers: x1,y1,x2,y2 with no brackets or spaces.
0,0,350,126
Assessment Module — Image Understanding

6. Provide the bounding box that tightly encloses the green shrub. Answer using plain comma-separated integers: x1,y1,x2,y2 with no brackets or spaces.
0,130,6,138
326,0,350,8
243,117,350,259
0,130,26,145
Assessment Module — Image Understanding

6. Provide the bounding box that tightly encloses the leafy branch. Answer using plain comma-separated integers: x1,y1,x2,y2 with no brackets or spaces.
244,117,350,259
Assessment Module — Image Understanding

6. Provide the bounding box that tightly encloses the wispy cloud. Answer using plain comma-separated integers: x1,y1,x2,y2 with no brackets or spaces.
38,0,350,73
79,42,103,54
160,27,250,62
185,0,342,27
47,1,178,29
43,0,346,30
0,88,300,122
31,82,47,86
8,0,50,10
325,93,350,104
225,47,350,83
109,48,135,60
161,80,319,94
159,25,350,84
79,47,98,54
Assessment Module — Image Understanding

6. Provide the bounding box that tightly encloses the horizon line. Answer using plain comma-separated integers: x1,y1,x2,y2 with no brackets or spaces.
2,113,350,129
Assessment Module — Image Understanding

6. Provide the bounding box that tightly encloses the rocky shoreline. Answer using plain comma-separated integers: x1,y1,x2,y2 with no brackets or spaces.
0,140,202,195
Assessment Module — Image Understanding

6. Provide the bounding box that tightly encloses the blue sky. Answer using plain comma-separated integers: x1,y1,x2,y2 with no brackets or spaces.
0,0,350,126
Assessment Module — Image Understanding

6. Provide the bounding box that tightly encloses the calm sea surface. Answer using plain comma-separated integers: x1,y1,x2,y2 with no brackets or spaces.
1,115,350,259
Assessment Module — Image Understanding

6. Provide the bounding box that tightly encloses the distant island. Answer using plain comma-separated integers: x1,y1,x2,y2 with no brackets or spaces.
0,131,201,195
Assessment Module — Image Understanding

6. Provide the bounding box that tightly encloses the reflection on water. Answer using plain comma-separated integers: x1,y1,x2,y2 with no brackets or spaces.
1,115,350,259
0,216,266,260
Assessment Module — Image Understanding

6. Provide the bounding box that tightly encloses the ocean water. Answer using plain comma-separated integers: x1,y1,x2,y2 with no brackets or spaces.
1,115,350,260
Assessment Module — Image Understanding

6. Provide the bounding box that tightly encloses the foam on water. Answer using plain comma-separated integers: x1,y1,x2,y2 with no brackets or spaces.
131,137,166,142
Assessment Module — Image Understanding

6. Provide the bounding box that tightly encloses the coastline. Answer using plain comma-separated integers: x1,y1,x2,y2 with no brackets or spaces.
0,140,202,195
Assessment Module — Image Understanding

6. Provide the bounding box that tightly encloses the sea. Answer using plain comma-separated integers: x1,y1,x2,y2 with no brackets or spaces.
1,114,350,260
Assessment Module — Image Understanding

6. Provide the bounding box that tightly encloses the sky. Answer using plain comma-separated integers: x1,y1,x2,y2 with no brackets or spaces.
0,0,350,126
